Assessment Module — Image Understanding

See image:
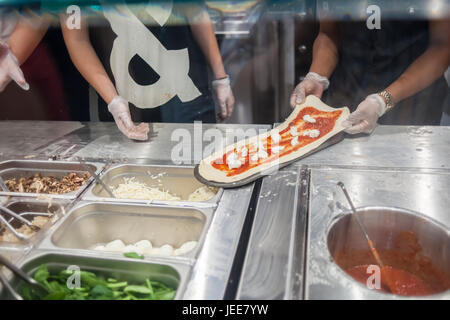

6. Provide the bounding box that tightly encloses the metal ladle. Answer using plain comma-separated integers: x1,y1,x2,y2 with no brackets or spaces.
337,182,385,268
0,176,8,192
0,205,41,242
0,205,40,232
337,182,398,294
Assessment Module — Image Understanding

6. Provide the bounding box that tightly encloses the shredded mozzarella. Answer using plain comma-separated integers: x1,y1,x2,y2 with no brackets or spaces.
112,178,217,202
187,186,218,201
112,177,181,201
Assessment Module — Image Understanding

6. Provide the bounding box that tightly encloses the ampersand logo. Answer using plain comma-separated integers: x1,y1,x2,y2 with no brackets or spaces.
103,4,201,109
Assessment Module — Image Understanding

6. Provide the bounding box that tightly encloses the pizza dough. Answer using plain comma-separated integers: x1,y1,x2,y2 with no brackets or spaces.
198,95,350,183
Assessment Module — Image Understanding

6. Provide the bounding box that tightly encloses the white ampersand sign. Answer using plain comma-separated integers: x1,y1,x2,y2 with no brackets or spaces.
103,3,201,109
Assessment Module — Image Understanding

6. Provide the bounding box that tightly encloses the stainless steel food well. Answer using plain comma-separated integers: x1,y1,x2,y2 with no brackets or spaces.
0,160,104,199
306,167,450,300
0,198,71,251
0,250,190,300
82,164,222,207
38,202,213,261
327,206,450,298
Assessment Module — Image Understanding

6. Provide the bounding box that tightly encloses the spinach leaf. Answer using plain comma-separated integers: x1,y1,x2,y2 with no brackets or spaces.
123,252,144,260
124,285,151,295
90,285,115,300
33,264,50,283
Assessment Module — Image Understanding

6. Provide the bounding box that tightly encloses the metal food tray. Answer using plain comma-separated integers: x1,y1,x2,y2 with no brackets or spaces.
0,197,71,251
82,164,223,207
305,168,450,300
0,250,191,300
38,201,214,263
194,133,344,189
0,160,104,199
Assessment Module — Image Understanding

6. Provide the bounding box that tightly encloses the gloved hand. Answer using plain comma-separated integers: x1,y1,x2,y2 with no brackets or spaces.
342,94,386,134
290,72,329,108
108,96,150,141
212,75,235,120
0,41,29,92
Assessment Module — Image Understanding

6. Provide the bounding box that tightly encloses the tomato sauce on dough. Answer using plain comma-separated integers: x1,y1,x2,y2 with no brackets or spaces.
211,107,342,176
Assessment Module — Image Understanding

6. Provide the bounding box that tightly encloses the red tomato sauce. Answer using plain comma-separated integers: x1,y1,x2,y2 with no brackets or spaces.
335,231,450,296
346,265,432,296
211,107,342,176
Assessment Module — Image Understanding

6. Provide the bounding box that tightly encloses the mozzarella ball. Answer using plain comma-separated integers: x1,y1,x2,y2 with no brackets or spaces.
105,239,125,252
124,245,143,254
134,240,152,250
303,114,316,123
271,131,281,144
159,244,174,256
290,126,299,136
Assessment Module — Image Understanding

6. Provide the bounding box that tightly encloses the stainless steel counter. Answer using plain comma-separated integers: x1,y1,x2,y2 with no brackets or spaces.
282,125,450,170
1,122,449,299
29,122,271,164
0,121,84,159
0,121,269,300
238,125,450,300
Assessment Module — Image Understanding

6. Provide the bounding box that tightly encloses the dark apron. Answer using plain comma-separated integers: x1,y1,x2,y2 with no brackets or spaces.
89,4,216,124
324,20,448,125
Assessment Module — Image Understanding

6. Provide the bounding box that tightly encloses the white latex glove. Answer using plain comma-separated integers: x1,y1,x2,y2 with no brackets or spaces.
0,41,29,92
342,94,386,134
108,96,150,141
290,72,329,108
212,75,235,120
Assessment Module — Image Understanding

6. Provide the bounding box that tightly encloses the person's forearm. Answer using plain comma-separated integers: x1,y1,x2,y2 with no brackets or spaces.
309,24,340,78
8,15,50,65
386,46,450,103
385,20,450,103
60,15,117,104
188,10,226,79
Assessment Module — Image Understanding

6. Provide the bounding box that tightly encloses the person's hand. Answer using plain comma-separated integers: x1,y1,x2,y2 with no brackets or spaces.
290,72,329,108
212,75,235,120
0,42,29,92
342,94,386,134
108,96,150,141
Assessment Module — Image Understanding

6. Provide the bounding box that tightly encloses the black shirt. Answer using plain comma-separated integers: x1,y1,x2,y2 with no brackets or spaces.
324,20,448,125
88,2,216,123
